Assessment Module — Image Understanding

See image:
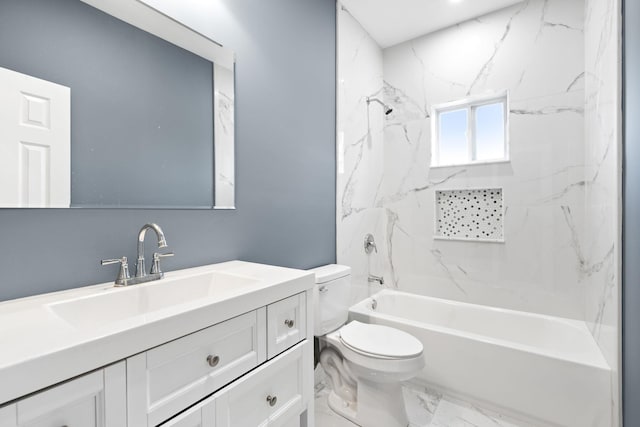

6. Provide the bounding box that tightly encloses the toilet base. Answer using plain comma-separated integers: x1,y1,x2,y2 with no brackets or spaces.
327,390,359,425
326,381,410,427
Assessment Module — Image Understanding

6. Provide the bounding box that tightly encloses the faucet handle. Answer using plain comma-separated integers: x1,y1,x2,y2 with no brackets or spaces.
151,252,174,275
101,256,131,286
100,256,128,265
364,233,378,254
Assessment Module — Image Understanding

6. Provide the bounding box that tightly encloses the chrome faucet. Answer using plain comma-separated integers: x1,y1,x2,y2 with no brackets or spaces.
136,223,169,278
101,223,173,287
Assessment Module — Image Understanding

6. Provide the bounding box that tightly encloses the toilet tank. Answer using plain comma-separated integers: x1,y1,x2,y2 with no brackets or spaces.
309,264,351,336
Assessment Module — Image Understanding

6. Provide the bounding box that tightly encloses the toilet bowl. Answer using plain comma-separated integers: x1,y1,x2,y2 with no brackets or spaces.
310,265,425,427
321,321,425,427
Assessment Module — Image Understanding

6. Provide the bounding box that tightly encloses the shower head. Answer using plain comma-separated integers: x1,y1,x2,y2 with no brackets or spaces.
367,97,393,115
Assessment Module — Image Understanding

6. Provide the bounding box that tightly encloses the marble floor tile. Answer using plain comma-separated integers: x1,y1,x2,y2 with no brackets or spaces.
314,380,527,427
429,399,521,427
403,386,441,426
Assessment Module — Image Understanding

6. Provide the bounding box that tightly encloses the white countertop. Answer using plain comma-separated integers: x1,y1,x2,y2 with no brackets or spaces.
0,261,314,404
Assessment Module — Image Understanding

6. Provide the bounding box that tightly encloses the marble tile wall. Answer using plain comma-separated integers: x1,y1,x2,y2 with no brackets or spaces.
336,4,387,305
338,0,589,317
583,0,621,425
336,0,620,422
378,0,586,318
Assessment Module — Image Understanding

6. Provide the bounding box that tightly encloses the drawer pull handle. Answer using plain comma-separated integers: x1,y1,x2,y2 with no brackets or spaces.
284,319,295,328
206,355,220,367
266,395,278,407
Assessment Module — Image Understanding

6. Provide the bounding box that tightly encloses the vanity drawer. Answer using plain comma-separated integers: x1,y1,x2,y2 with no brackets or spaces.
127,308,267,427
215,341,308,427
267,293,306,358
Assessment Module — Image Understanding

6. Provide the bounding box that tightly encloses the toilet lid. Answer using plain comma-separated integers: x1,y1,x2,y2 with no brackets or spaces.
339,321,423,359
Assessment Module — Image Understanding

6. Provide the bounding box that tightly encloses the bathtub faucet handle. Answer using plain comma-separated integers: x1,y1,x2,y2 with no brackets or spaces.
364,233,378,254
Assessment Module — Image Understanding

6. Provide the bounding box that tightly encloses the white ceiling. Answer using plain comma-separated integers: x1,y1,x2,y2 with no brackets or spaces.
340,0,525,48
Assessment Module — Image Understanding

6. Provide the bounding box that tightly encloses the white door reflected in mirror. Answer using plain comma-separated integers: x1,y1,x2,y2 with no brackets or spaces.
0,67,70,208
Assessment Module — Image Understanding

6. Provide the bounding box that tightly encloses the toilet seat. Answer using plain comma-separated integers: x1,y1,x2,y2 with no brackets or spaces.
338,321,423,359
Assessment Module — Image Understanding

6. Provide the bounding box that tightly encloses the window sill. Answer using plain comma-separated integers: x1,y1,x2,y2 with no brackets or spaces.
430,158,511,169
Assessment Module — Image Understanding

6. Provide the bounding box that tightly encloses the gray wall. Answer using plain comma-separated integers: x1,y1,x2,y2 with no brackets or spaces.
624,0,640,425
0,0,214,208
624,0,639,424
0,0,337,301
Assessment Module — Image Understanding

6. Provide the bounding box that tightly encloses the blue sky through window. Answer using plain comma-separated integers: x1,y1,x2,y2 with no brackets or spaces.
438,108,468,165
475,102,505,161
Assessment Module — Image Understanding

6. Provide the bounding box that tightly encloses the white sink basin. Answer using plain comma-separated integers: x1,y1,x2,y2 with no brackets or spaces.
48,271,259,329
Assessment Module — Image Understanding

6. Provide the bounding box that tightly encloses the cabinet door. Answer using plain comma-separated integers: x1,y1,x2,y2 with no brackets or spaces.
267,293,306,358
161,397,215,427
216,341,309,427
0,362,126,427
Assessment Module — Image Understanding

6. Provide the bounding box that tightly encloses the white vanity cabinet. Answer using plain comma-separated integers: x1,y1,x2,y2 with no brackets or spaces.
0,362,126,427
129,291,311,427
0,263,315,427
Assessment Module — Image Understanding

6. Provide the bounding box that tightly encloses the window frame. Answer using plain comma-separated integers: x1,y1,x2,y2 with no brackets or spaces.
430,91,510,168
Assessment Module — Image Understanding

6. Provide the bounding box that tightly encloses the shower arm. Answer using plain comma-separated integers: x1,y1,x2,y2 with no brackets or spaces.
366,96,393,114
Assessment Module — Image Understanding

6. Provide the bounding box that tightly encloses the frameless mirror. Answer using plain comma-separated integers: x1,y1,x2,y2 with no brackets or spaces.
0,0,235,209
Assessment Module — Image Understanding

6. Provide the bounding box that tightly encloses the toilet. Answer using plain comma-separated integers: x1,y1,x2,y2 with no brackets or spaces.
311,264,425,427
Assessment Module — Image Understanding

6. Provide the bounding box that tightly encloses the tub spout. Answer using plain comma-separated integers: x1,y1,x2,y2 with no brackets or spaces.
368,274,384,285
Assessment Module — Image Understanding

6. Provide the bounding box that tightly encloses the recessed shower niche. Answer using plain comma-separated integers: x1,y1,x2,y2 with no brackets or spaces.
434,188,504,242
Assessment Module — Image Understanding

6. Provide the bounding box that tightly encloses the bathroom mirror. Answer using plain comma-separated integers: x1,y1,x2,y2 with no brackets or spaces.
0,0,235,209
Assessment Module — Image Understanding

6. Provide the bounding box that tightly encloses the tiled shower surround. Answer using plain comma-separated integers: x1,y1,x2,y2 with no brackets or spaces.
340,0,587,318
583,0,621,424
336,0,620,424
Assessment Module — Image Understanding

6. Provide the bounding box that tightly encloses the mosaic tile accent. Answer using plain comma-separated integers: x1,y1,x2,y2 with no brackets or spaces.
435,189,504,242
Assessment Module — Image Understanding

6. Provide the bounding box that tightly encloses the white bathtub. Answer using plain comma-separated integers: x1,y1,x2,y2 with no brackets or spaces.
349,289,611,427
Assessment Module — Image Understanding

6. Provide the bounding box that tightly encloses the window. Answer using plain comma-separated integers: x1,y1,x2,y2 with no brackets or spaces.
431,92,508,167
